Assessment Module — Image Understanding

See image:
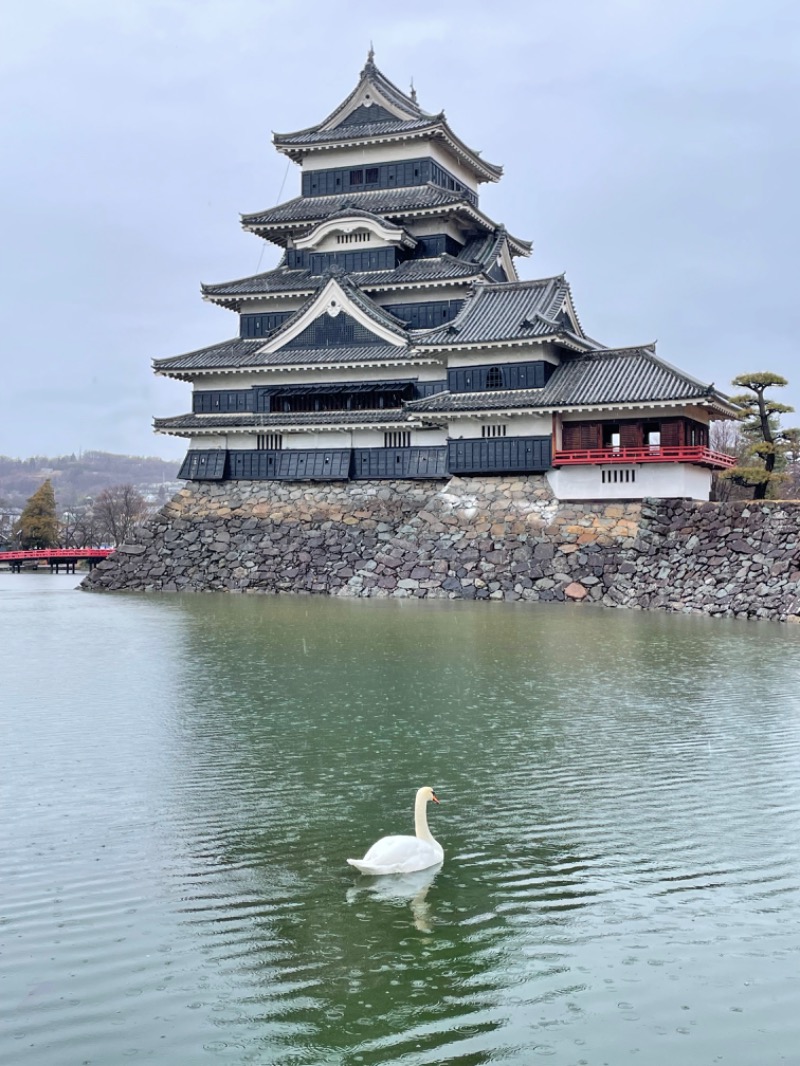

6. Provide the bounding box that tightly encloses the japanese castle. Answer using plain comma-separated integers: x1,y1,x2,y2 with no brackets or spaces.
154,53,738,500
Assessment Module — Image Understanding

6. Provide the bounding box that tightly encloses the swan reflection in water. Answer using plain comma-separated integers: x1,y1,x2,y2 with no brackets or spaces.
346,863,442,933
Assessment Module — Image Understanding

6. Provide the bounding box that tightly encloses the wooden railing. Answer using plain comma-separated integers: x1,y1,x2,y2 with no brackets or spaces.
552,445,737,469
0,548,112,562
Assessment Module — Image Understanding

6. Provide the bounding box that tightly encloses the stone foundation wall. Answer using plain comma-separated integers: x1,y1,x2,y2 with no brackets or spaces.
82,477,800,622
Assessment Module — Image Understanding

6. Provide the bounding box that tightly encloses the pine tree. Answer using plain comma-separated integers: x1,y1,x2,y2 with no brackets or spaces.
15,479,60,548
723,373,798,500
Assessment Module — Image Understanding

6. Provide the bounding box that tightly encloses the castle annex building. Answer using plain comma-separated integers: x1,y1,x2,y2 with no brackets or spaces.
154,54,738,501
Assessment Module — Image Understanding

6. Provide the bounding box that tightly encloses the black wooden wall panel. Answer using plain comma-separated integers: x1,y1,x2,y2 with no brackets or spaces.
285,312,390,349
411,235,463,258
447,436,552,474
308,248,397,275
383,300,464,329
239,312,293,338
226,449,351,481
352,447,447,479
178,450,227,480
414,381,448,398
193,390,257,414
334,103,395,127
300,157,477,205
448,360,555,393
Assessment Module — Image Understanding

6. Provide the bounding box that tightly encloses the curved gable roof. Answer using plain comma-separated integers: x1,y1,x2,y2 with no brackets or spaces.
272,55,502,182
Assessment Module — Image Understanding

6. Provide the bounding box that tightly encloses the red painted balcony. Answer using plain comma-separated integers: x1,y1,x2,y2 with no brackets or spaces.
552,445,737,469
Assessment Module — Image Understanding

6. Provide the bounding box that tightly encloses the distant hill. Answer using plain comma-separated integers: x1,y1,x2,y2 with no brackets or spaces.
0,451,181,509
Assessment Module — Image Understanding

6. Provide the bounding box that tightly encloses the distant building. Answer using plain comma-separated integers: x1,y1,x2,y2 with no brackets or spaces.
154,53,738,500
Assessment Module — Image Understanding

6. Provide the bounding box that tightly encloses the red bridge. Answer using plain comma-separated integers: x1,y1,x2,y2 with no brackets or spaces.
0,548,113,573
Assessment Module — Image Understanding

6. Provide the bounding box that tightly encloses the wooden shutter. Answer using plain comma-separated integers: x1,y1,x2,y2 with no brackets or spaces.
562,423,582,449
661,421,681,447
580,423,600,449
620,422,640,448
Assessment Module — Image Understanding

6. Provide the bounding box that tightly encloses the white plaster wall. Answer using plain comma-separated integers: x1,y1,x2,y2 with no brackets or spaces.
405,218,469,242
188,435,227,449
312,231,394,253
547,464,712,501
300,141,479,191
287,431,354,448
186,428,448,451
560,405,710,425
192,364,445,391
349,427,447,447
447,414,552,438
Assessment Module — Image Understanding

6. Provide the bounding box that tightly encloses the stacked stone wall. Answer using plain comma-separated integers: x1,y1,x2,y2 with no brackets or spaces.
82,478,800,622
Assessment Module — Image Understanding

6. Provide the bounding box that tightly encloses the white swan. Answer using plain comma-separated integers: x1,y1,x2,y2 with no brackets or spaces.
347,786,443,876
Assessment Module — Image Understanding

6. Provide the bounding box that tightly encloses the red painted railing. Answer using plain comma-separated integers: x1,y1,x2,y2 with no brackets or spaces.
0,548,113,563
552,445,737,469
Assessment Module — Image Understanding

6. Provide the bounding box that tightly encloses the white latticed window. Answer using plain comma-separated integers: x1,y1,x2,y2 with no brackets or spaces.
336,231,370,245
601,468,636,483
481,424,507,438
257,433,283,450
384,431,411,448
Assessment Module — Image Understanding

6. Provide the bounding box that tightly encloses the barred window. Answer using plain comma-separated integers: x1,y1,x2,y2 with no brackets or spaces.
336,230,370,245
257,433,283,450
601,469,636,483
384,431,411,448
485,366,504,389
481,424,507,438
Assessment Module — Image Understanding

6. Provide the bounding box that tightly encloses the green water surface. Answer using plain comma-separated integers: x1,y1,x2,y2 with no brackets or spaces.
2,574,800,1064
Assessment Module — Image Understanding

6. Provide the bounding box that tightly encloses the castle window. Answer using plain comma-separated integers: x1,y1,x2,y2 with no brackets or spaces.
602,424,621,449
643,422,661,449
485,366,504,389
481,423,507,438
385,431,411,448
349,169,363,184
365,167,379,184
336,230,370,245
257,434,283,451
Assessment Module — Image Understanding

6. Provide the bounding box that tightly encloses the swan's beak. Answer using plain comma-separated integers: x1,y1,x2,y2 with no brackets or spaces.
431,792,440,804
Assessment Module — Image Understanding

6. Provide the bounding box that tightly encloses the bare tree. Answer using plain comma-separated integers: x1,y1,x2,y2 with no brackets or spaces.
710,420,747,502
93,484,150,547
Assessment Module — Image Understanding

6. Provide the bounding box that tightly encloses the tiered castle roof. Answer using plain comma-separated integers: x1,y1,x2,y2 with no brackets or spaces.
154,53,738,452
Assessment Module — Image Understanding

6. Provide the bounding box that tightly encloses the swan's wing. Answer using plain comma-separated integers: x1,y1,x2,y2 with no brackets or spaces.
347,834,440,875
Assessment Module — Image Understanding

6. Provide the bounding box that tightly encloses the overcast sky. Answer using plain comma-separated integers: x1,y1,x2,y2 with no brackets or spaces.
1,0,798,463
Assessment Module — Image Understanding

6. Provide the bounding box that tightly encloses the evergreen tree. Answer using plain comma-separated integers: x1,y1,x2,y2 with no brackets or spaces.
15,479,60,548
723,372,798,500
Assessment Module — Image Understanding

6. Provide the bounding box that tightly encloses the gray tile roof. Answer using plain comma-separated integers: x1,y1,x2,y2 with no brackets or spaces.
154,409,409,432
540,347,729,407
272,58,502,180
241,185,468,228
333,277,410,337
417,277,577,347
405,388,551,414
153,337,421,374
202,252,491,302
405,346,733,415
274,115,439,147
276,56,427,141
153,338,262,372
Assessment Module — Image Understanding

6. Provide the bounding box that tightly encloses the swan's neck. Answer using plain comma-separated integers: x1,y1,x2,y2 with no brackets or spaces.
414,793,438,846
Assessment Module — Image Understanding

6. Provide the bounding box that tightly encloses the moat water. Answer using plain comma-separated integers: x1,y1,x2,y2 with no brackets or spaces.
2,573,800,1065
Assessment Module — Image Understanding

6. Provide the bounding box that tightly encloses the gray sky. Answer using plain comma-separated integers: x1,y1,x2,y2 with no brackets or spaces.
1,0,798,463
